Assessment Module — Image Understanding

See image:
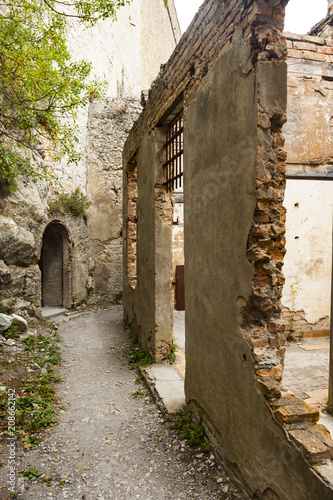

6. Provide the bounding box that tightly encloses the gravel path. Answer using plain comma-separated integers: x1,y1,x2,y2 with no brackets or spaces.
2,306,246,499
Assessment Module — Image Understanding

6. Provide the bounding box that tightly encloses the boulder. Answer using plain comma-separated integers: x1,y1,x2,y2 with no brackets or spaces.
0,313,13,332
0,217,37,266
0,260,12,289
12,314,28,332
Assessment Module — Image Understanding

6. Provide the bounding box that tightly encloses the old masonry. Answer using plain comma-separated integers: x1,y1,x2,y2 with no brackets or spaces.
123,0,333,499
1,0,333,498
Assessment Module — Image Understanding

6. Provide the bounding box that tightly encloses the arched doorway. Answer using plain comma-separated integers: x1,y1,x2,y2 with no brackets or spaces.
39,222,71,308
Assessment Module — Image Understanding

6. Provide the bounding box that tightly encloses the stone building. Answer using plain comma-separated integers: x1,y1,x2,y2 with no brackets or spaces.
123,0,333,498
0,0,180,315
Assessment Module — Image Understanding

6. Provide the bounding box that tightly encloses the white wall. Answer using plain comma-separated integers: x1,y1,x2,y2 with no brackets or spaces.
282,179,333,323
53,0,180,193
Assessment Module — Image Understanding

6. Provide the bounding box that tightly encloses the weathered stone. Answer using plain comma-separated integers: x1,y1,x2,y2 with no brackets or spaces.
12,314,28,333
288,428,331,463
0,217,36,266
270,395,319,424
0,314,13,332
0,260,12,288
309,424,333,453
257,378,282,399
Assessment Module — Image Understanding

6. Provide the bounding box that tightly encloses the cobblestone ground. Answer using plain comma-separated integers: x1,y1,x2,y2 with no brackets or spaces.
1,306,246,499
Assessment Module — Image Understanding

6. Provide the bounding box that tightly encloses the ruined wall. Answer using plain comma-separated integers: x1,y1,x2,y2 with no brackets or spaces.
86,98,142,299
283,33,333,337
0,0,180,313
123,127,174,360
123,0,333,497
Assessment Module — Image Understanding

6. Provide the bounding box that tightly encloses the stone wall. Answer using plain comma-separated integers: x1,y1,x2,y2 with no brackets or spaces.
86,98,142,299
123,0,333,497
282,33,333,338
0,183,90,316
0,0,180,313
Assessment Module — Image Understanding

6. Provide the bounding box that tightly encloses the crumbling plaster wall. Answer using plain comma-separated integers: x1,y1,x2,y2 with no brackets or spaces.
123,128,174,360
282,33,333,336
0,0,180,312
123,0,333,497
86,98,142,298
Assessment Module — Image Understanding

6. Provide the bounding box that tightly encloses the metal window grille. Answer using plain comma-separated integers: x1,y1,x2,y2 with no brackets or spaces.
164,111,183,192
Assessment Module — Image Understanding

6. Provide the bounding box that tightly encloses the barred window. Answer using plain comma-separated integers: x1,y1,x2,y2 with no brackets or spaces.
164,111,183,192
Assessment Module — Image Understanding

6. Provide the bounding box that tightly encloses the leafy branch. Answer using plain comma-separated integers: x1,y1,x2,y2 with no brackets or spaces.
0,0,129,190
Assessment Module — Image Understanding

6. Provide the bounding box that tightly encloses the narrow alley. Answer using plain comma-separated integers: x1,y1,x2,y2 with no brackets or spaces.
3,307,245,499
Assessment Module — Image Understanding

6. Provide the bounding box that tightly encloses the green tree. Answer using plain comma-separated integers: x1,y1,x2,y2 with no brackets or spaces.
0,0,128,189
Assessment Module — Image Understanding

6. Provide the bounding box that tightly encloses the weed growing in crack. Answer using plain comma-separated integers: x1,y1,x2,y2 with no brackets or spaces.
42,476,52,486
171,409,212,453
126,323,139,346
129,349,152,369
22,466,43,481
132,391,144,398
167,343,179,364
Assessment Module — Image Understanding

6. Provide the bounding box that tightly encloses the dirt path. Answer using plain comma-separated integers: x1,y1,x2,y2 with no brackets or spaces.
2,306,245,499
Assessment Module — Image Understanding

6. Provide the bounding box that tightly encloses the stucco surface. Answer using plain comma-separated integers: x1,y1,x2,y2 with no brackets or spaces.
284,73,333,165
282,179,333,324
283,51,333,329
184,35,332,500
123,131,157,354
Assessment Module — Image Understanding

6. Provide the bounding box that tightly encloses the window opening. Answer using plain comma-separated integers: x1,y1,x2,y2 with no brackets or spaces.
164,111,184,192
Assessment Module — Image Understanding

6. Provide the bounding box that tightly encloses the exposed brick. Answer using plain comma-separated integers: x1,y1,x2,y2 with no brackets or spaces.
269,337,280,348
271,396,319,424
288,429,331,463
251,337,269,348
256,364,283,381
301,50,327,62
269,249,284,260
257,378,282,399
253,275,272,287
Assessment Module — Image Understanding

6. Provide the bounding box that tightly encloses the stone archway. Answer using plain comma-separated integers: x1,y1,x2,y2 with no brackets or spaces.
40,222,71,308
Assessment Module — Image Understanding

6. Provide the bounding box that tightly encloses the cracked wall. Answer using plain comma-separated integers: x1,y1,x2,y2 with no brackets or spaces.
123,0,333,497
282,33,333,338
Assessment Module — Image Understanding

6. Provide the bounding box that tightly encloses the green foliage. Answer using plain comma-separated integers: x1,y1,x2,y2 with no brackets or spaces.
22,332,62,367
22,467,43,481
167,343,178,364
129,349,152,368
2,321,19,340
0,305,12,315
48,187,91,218
28,297,38,307
127,324,139,345
43,476,52,486
171,410,212,453
0,326,63,439
135,375,143,385
131,390,143,398
22,435,43,447
0,0,128,189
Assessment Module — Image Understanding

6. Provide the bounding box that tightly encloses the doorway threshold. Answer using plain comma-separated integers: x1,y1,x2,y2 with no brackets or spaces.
141,363,185,416
41,307,66,318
